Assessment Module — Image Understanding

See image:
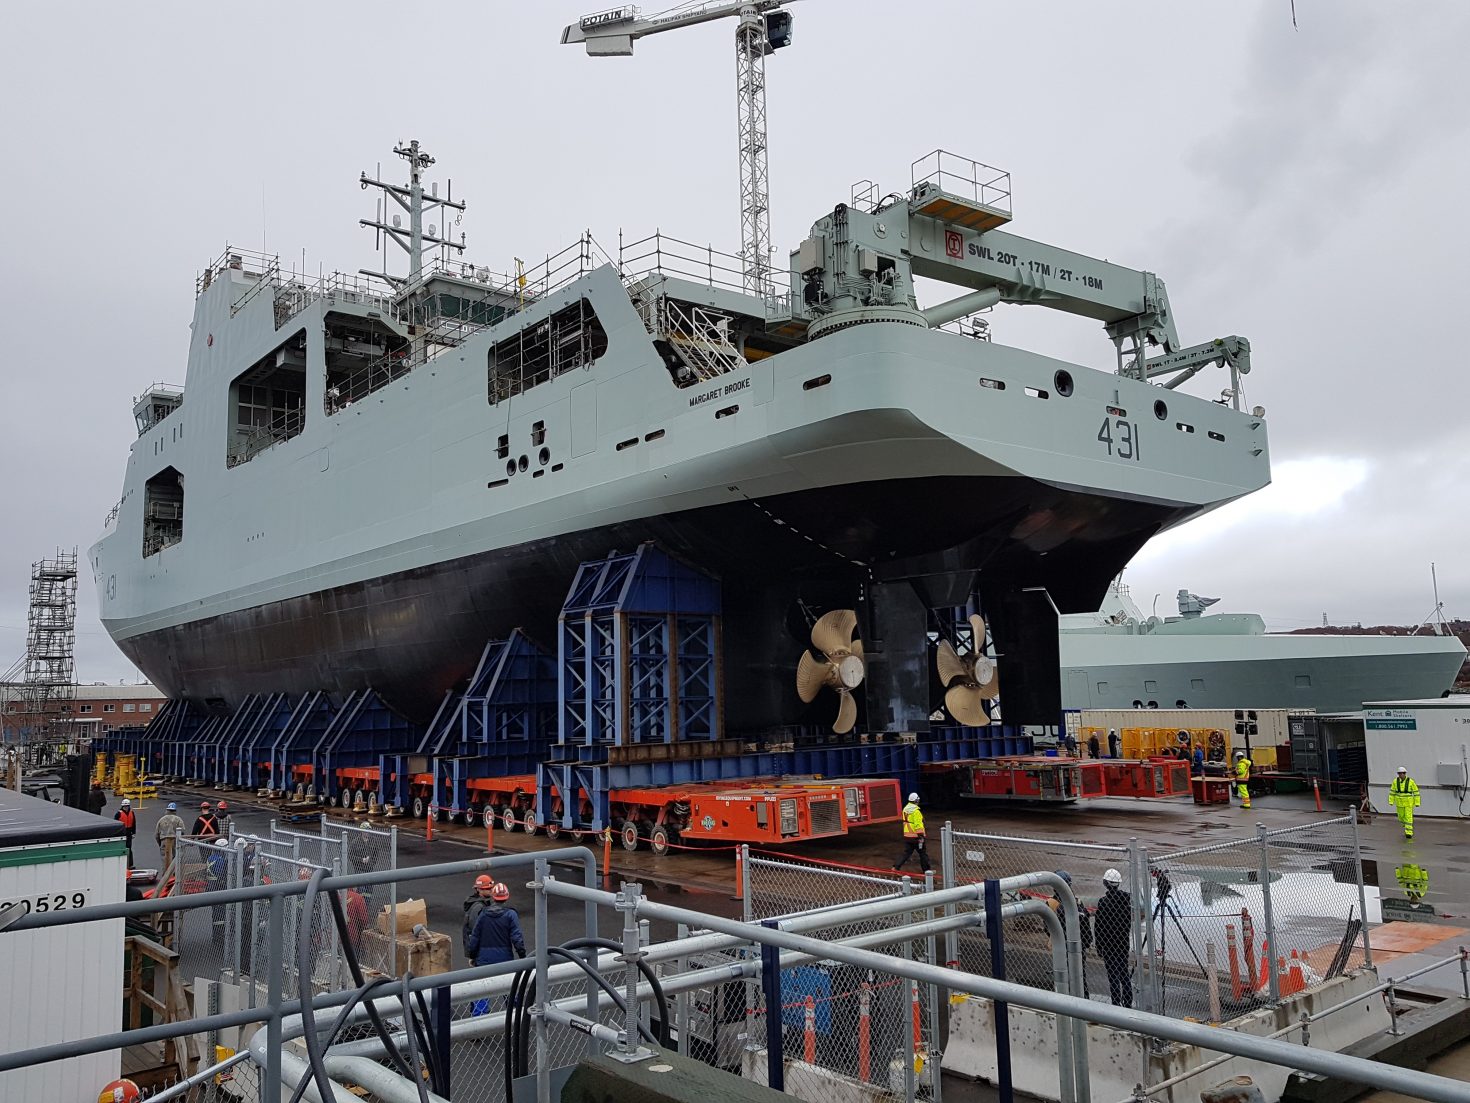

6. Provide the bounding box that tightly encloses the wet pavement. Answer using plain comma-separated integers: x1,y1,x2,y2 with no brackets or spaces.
117,784,1470,971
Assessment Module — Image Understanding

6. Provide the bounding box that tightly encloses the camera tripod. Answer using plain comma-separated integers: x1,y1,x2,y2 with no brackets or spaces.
1150,872,1209,1008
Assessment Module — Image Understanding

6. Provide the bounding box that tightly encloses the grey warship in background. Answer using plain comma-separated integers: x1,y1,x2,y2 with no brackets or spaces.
90,141,1271,734
1060,583,1466,712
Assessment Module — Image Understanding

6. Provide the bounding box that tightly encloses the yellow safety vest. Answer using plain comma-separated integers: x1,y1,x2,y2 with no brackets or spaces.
1389,777,1420,807
1235,757,1252,781
902,803,925,838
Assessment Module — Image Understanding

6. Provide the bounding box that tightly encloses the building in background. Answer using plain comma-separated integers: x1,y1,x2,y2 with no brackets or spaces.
0,683,164,742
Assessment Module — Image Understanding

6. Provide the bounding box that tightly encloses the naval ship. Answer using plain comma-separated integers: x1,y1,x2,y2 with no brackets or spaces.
1060,583,1467,712
90,143,1271,735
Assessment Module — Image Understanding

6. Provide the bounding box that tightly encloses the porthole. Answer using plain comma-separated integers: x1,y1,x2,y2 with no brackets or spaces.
518,454,529,473
1154,400,1168,421
505,459,516,478
538,446,550,466
1053,370,1074,398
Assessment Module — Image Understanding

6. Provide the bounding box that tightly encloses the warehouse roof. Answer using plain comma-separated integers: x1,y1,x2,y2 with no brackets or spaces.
0,786,128,848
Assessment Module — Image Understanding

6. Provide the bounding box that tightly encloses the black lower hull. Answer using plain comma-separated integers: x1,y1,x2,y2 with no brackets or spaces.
114,475,1186,728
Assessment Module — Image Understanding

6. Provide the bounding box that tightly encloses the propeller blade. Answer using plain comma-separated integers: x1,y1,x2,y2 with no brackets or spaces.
935,639,969,687
848,636,865,662
945,683,991,728
833,689,858,734
973,655,1000,699
968,614,987,650
811,609,858,656
796,651,830,703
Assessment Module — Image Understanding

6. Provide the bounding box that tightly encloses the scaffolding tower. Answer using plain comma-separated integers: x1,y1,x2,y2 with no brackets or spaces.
13,549,79,747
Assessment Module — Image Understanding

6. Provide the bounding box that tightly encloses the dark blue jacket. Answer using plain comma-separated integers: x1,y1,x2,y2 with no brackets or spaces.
466,903,526,965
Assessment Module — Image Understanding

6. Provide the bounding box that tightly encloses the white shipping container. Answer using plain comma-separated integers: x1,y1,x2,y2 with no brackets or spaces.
1364,697,1470,819
0,789,127,1100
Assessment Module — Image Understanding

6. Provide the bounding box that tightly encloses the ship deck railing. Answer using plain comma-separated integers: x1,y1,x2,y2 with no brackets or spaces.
616,230,791,319
195,245,278,297
226,406,306,468
268,269,399,328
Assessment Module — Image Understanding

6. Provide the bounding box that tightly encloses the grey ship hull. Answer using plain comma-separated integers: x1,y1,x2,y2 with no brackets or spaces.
118,472,1189,726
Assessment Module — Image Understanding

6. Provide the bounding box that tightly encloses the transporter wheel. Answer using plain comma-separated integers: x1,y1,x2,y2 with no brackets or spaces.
340,790,354,809
482,805,497,829
294,783,306,801
649,824,675,857
502,806,520,833
411,796,426,819
620,820,642,852
466,801,482,824
545,819,561,840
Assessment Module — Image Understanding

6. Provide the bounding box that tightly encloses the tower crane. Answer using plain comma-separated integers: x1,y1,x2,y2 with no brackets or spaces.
562,3,796,298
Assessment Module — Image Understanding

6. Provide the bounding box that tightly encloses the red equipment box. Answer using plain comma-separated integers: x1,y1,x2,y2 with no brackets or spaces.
1099,759,1191,799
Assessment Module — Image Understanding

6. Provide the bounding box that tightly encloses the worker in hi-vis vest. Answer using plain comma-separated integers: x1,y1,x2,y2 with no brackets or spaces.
1233,750,1252,810
1388,766,1420,839
893,792,931,874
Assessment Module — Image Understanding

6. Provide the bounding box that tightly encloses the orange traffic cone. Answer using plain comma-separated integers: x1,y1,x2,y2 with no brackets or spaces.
1287,950,1307,995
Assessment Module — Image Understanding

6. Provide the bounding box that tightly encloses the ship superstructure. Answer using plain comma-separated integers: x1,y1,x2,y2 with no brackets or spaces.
91,144,1271,734
1060,583,1466,712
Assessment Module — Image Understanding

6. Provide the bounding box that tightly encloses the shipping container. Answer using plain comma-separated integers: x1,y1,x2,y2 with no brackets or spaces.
0,788,128,1099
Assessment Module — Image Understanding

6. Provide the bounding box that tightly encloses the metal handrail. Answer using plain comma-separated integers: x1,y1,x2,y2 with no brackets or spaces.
1126,946,1470,1100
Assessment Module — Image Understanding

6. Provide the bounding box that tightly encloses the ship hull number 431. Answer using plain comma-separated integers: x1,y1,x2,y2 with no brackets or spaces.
1097,417,1140,461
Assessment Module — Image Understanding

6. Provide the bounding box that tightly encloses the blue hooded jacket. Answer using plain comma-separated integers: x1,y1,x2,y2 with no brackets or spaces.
466,903,526,965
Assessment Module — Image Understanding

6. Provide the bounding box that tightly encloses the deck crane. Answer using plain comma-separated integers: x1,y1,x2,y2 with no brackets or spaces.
562,2,795,298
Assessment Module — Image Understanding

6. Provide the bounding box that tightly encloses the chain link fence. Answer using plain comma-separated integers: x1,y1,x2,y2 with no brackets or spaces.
244,852,341,1002
933,816,1371,1027
947,828,1128,1002
170,837,241,991
320,816,399,971
744,852,939,1103
270,821,348,869
1145,814,1371,1022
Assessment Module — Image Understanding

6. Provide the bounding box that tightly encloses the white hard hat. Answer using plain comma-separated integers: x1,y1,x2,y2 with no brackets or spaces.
1234,750,1244,757
120,798,131,807
1397,766,1408,773
907,792,920,802
1103,868,1123,886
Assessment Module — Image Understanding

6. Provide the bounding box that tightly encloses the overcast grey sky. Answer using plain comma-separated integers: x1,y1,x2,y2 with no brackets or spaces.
1,0,1465,684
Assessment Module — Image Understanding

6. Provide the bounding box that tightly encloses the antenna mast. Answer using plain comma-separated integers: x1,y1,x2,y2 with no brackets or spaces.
359,140,468,287
1418,562,1450,636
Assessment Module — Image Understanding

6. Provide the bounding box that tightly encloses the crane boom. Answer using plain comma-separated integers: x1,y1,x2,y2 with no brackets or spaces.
563,2,795,296
562,2,788,53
